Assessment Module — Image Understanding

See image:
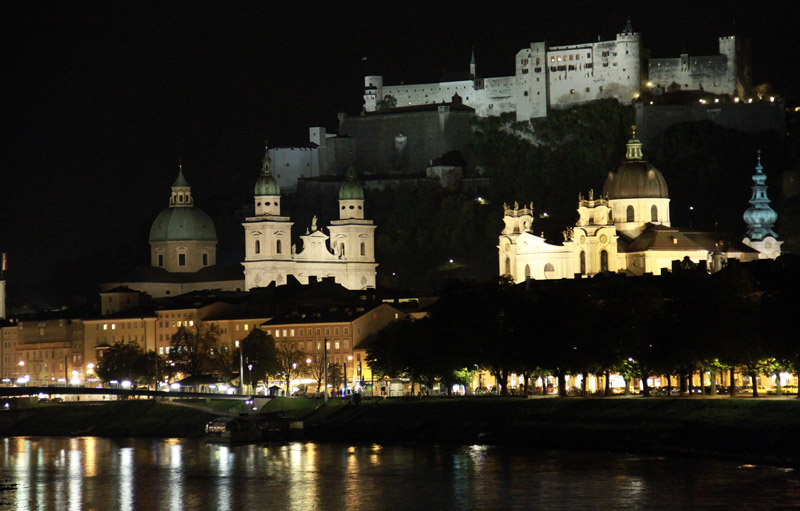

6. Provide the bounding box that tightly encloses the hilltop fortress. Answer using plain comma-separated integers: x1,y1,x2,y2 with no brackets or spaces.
363,20,747,122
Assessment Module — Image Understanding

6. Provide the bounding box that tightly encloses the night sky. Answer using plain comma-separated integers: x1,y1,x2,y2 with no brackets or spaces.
2,1,798,306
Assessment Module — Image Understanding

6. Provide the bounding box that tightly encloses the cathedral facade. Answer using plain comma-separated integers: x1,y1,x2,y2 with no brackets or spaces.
499,131,779,282
242,147,377,291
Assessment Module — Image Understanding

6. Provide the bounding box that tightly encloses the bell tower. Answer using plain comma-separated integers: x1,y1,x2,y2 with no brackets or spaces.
327,168,377,288
743,150,782,259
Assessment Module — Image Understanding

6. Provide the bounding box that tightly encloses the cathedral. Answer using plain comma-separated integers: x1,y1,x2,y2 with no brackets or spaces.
103,146,377,297
242,146,377,290
499,129,780,282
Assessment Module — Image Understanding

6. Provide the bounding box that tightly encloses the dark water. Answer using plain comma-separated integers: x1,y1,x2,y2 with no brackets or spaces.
1,437,799,510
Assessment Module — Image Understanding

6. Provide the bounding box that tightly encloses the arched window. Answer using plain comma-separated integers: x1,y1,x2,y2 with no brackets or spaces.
505,257,511,276
580,251,586,275
626,205,635,222
255,240,261,254
276,240,282,254
544,263,554,278
360,242,365,256
600,250,609,272
524,265,531,279
651,204,658,222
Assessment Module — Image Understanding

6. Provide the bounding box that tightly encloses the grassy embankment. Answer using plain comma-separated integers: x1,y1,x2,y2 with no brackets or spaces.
2,397,799,465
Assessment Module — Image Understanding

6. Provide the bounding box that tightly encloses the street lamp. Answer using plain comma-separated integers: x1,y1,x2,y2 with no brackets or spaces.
290,362,297,395
344,355,353,396
235,340,244,395
247,364,253,394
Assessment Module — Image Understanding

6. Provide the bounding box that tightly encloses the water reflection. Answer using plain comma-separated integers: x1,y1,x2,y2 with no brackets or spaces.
1,438,799,510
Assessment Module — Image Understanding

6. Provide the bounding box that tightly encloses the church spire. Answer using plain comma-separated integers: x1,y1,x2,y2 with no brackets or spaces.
623,16,633,34
743,150,778,241
470,49,476,78
261,140,272,177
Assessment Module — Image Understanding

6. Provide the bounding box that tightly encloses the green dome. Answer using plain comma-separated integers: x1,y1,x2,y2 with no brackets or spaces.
339,167,364,200
255,174,280,196
149,207,217,242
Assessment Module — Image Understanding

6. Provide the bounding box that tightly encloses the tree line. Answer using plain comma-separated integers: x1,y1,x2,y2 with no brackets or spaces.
367,259,800,398
95,322,350,395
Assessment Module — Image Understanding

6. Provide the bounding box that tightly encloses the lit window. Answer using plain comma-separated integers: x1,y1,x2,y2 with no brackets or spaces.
159,347,164,354
103,324,108,331
244,324,249,331
283,329,287,337
189,320,194,326
335,341,340,350
290,329,295,336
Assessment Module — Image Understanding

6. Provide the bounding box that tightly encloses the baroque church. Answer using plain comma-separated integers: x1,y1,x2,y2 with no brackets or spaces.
242,146,377,290
103,147,377,297
499,129,781,282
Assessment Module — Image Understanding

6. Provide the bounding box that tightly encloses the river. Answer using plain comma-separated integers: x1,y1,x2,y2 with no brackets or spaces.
1,437,798,510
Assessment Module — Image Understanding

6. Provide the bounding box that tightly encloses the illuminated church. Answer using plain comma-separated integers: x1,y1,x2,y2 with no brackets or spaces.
242,146,377,290
499,130,780,281
104,147,378,297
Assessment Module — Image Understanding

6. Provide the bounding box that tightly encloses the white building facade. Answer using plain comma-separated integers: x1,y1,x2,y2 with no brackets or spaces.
243,148,377,291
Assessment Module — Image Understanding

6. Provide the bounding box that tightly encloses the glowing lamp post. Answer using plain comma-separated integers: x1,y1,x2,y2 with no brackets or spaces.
344,355,353,396
235,340,244,395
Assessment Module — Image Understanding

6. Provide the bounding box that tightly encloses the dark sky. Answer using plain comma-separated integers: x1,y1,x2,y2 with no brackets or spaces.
2,1,798,305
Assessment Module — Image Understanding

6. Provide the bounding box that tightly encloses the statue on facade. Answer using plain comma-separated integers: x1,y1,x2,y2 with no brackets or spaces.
311,215,318,232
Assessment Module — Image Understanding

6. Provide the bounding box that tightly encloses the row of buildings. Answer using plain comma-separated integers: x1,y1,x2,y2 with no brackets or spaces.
0,279,411,389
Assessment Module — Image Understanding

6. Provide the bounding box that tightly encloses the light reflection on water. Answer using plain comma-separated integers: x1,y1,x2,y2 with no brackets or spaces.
1,437,799,511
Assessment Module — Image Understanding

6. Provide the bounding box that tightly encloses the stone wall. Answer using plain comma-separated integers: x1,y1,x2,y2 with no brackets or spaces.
339,107,474,174
635,101,786,149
